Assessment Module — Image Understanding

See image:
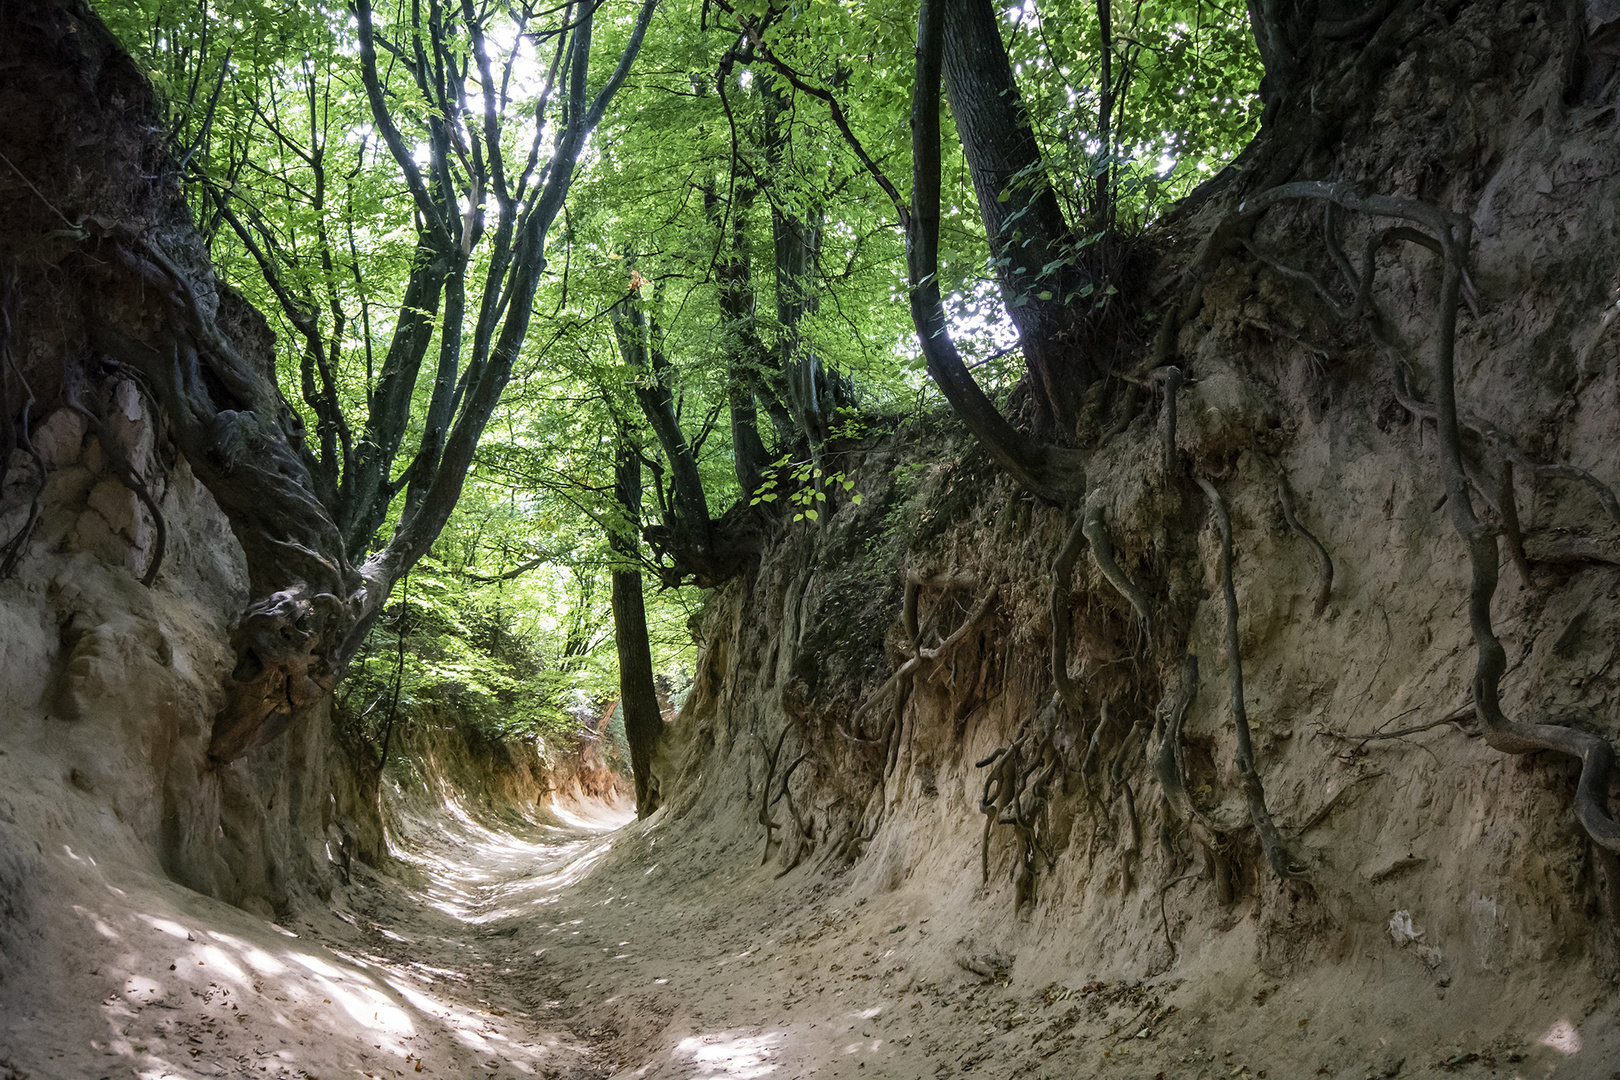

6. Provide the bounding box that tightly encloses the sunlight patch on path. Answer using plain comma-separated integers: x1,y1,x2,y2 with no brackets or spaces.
386,789,631,924
616,1028,786,1079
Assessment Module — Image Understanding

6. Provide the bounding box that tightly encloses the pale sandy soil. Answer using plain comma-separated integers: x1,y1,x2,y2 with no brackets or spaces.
0,789,632,1080
5,786,1617,1080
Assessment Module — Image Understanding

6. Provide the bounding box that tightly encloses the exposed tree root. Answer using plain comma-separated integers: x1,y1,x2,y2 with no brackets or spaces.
1076,698,1114,807
1424,235,1620,855
976,698,1064,909
1050,514,1089,712
1157,870,1200,959
1151,655,1235,899
1153,656,1201,827
0,298,45,579
1390,364,1620,549
1119,780,1141,897
1082,491,1153,639
1197,476,1308,881
756,725,791,863
1276,473,1332,616
977,745,1017,884
844,571,997,744
1157,365,1183,479
1245,180,1620,863
1497,461,1533,587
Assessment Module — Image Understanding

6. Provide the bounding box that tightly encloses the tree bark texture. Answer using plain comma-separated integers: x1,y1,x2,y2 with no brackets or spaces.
610,435,663,817
704,184,774,496
908,0,1084,503
941,0,1093,425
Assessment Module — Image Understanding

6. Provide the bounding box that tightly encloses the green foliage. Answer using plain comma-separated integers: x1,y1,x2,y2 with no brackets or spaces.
750,453,864,524
102,0,1263,760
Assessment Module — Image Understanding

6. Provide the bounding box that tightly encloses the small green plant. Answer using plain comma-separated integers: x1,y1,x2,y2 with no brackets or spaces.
749,455,863,523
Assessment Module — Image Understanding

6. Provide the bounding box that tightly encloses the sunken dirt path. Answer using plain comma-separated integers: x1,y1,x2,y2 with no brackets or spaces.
6,790,1035,1080
7,784,1397,1080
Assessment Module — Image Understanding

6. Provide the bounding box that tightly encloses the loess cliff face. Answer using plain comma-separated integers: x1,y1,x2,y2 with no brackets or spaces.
0,1,381,946
648,0,1620,1068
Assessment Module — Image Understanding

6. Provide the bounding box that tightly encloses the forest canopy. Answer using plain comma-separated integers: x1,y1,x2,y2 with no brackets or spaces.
94,0,1261,770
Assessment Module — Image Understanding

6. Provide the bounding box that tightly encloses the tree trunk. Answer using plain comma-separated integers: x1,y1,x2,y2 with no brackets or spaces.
611,301,715,558
704,184,774,496
609,434,663,818
907,0,1083,503
763,81,836,451
942,0,1092,429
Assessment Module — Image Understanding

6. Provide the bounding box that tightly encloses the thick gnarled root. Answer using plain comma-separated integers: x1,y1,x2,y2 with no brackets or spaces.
1197,477,1309,881
1246,180,1620,872
1082,491,1154,640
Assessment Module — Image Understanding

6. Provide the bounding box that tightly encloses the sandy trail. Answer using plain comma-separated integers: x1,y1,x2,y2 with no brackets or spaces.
1,781,1131,1080
0,792,632,1080
10,783,1610,1080
378,798,1188,1080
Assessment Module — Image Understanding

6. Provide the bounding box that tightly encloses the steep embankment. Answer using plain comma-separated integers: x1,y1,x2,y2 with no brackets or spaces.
602,3,1620,1075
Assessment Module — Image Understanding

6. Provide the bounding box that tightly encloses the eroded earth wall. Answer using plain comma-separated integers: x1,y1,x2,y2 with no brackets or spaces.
649,0,1620,1063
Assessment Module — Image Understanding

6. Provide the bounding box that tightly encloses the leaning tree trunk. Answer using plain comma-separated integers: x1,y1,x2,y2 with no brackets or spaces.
941,0,1092,430
609,432,664,818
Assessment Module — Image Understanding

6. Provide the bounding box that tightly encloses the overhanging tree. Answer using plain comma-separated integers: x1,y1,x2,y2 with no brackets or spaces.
77,0,661,763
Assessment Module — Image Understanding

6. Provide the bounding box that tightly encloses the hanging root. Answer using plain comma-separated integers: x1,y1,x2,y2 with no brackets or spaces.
976,698,1064,906
845,572,997,743
1082,491,1154,639
757,726,808,865
1497,461,1533,586
843,658,919,739
1153,656,1201,825
1152,655,1235,898
1157,365,1183,479
1417,209,1620,856
1050,514,1088,711
1077,698,1114,806
0,301,45,579
1276,473,1334,616
1391,364,1620,565
1247,180,1620,867
772,750,813,877
918,582,998,661
1197,476,1308,881
1119,780,1141,897
756,726,790,863
977,745,1018,884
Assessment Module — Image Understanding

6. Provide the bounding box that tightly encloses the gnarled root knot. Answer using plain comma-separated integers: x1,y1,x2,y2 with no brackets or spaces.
209,589,347,763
